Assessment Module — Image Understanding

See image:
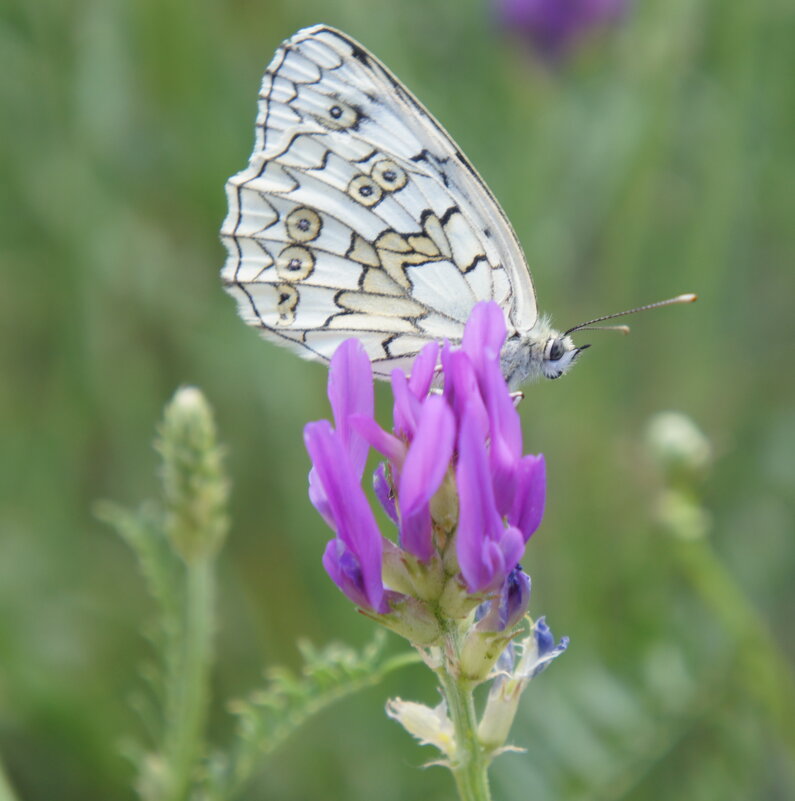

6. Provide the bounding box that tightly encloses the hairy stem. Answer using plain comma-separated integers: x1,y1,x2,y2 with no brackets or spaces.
436,627,492,801
164,554,215,801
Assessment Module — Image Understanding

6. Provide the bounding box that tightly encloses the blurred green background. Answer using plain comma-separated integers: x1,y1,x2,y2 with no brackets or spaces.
1,0,794,799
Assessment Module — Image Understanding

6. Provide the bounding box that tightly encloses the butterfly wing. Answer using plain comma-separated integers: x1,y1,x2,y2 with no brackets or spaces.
221,24,537,378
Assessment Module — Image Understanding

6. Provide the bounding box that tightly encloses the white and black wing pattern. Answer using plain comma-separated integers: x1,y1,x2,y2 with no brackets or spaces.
221,24,537,378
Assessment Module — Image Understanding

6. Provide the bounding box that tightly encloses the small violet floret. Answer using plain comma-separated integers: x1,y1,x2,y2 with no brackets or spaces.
496,0,630,62
303,302,548,636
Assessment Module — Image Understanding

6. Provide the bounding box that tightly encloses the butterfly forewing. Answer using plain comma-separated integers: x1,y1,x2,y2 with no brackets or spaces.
222,25,537,377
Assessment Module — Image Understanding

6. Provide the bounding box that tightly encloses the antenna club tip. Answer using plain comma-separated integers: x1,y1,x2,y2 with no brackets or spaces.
563,292,698,336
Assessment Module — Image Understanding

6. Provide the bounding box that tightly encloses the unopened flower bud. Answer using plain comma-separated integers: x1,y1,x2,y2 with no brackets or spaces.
377,596,442,646
157,387,228,562
646,411,711,483
479,617,568,750
459,630,516,684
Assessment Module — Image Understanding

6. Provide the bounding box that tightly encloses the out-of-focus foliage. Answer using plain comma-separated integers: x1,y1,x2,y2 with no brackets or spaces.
0,0,793,799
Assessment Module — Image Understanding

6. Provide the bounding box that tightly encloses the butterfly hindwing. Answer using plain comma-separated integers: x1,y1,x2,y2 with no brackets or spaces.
221,25,537,376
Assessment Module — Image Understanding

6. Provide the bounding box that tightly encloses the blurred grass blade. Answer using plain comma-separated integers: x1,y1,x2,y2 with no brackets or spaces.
0,758,22,801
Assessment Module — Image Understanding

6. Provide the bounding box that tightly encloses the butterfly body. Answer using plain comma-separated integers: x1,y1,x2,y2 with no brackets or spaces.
222,25,585,386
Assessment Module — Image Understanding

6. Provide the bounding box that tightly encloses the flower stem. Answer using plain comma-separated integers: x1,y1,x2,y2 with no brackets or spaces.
672,537,795,773
164,554,215,801
437,628,492,801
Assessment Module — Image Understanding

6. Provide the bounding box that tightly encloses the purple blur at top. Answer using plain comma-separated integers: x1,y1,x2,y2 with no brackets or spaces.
304,302,547,612
496,0,629,61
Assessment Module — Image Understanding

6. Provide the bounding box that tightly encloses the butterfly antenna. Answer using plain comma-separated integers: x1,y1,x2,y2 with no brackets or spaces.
575,324,631,335
564,294,697,337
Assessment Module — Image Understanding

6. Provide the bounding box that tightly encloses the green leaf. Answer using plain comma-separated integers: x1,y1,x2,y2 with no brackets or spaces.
206,632,420,800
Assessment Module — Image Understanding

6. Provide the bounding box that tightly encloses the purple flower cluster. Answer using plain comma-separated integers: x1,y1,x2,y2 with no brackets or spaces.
304,302,545,624
496,0,629,61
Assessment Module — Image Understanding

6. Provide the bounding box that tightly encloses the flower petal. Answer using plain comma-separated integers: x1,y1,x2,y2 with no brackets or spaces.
525,616,569,678
461,301,507,367
373,462,398,523
481,359,523,515
408,341,440,400
349,413,406,465
307,466,333,528
398,395,455,560
386,699,456,759
328,339,374,477
322,538,377,611
509,454,546,542
304,420,385,612
456,404,519,591
475,566,531,633
391,369,422,438
442,347,488,436
500,566,531,629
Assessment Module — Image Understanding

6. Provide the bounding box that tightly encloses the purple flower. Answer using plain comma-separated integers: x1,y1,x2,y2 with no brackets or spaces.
373,463,398,524
452,304,545,591
493,567,533,673
304,301,547,618
305,420,387,613
496,0,630,61
499,567,532,630
528,617,570,678
476,566,532,633
308,339,374,527
456,403,525,592
397,395,455,561
326,337,374,477
461,300,507,373
303,341,386,614
510,453,546,542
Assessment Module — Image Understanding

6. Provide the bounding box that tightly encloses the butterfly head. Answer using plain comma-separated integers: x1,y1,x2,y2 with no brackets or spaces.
504,294,697,387
501,318,589,386
540,333,590,380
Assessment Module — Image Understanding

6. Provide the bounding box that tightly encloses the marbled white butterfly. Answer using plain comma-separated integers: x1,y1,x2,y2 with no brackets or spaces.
221,25,694,386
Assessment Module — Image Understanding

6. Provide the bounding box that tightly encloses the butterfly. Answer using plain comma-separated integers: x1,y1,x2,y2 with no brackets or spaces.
221,25,694,387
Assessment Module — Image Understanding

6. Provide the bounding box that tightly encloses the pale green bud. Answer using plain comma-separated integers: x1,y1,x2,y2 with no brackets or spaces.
157,387,229,562
459,629,515,684
429,470,459,545
381,539,446,602
438,574,484,621
646,411,711,483
478,675,522,753
376,596,442,645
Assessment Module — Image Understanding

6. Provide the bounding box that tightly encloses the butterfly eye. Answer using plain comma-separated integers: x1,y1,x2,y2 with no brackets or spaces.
548,339,565,361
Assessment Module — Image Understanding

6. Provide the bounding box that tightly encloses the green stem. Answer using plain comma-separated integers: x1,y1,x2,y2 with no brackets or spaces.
164,554,215,801
672,537,795,772
436,628,492,801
